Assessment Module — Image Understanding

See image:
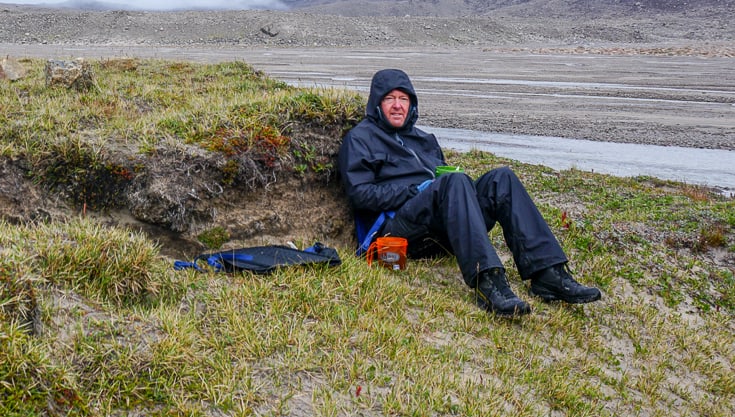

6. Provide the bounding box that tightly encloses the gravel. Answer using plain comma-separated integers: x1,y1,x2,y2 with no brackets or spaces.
2,3,734,151
2,2,734,49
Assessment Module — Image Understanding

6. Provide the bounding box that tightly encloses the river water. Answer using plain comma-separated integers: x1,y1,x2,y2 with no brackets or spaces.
277,73,734,196
423,126,735,196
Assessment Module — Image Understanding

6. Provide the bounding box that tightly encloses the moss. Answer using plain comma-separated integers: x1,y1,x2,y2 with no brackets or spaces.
197,226,230,249
37,142,132,211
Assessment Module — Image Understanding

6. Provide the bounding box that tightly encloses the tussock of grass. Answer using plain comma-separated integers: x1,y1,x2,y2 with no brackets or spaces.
1,59,363,211
1,60,734,416
32,218,177,306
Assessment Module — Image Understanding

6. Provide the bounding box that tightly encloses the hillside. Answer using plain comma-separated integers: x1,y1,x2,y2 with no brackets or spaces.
1,0,734,47
286,0,735,18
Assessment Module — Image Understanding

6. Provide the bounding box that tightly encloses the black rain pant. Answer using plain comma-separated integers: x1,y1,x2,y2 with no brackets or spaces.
380,166,567,287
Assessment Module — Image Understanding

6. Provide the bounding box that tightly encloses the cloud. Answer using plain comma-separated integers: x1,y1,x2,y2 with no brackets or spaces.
0,0,290,11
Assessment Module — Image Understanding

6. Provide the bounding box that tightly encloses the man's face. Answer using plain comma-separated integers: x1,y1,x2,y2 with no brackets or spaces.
380,89,411,128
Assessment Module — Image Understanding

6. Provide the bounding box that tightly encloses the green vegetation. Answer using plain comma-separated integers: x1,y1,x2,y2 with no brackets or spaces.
1,58,363,210
197,226,231,250
1,59,734,416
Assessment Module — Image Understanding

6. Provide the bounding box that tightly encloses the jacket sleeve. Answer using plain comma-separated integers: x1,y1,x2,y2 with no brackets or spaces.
338,131,418,212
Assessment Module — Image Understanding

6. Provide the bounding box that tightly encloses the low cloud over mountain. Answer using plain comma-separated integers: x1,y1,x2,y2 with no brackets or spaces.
2,0,289,11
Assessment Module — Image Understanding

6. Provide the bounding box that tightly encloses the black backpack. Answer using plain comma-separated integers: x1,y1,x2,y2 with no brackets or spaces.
174,242,341,274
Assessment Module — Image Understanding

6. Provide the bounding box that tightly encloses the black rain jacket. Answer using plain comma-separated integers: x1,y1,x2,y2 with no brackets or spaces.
338,68,446,225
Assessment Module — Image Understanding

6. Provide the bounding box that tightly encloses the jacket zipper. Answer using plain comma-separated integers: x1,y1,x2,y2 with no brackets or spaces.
395,133,435,179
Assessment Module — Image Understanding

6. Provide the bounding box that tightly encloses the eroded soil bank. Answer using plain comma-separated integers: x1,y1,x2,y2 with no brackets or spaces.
2,4,734,258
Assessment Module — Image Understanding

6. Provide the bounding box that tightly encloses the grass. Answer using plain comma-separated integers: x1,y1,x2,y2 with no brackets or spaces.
1,59,734,416
2,58,363,210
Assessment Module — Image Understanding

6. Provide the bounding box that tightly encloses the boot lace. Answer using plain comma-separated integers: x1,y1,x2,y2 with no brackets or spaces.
490,272,517,299
555,264,585,288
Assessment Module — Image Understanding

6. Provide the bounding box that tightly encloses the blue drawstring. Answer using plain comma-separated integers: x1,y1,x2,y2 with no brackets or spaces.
357,211,395,256
174,252,254,272
173,260,201,271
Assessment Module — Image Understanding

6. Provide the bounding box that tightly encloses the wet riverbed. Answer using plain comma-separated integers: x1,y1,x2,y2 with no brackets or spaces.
424,126,735,196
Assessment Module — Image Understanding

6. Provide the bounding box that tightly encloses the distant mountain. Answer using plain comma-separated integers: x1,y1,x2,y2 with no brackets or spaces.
36,1,289,11
51,1,134,10
11,0,735,16
283,0,735,17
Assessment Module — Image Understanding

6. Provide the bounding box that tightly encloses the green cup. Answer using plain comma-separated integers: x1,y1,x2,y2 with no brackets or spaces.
435,165,464,176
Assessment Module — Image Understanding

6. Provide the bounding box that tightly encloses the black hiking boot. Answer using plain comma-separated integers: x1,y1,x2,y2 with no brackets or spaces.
530,264,602,304
475,268,531,317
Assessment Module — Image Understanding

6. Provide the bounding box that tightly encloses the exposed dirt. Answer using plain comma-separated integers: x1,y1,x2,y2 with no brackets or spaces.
1,1,734,258
0,117,353,260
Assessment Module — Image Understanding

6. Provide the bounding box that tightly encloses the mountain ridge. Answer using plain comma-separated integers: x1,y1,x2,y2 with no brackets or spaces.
284,0,735,17
8,0,735,17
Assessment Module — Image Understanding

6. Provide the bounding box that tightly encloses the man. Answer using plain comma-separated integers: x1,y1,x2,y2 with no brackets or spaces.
338,68,601,317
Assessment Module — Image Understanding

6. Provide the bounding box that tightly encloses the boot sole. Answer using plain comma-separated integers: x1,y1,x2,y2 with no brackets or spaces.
477,300,532,317
529,288,601,304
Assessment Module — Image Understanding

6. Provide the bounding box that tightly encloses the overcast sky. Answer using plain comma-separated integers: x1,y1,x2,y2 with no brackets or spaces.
0,0,289,10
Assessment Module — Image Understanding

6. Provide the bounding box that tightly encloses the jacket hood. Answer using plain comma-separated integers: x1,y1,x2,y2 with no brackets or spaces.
366,68,419,132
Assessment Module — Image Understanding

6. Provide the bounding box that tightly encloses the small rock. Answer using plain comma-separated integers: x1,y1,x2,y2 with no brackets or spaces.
44,58,95,91
0,56,27,81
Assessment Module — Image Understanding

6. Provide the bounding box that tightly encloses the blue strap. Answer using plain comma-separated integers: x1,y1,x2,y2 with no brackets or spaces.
206,255,226,272
357,211,395,256
417,179,433,192
173,252,254,272
208,253,254,272
303,242,323,253
173,260,202,271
